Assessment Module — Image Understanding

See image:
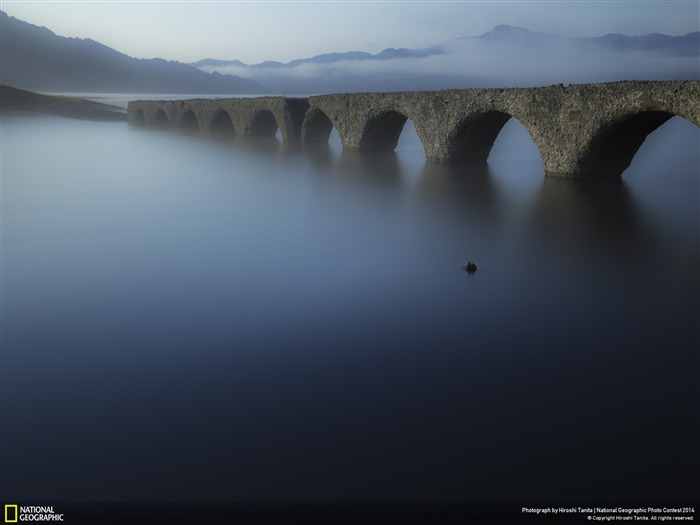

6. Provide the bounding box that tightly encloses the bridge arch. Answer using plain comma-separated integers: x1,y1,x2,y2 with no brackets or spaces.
248,110,279,138
153,108,170,129
359,110,412,152
302,108,336,143
359,110,425,152
446,111,544,165
132,109,146,126
578,110,694,178
209,109,236,135
181,109,200,133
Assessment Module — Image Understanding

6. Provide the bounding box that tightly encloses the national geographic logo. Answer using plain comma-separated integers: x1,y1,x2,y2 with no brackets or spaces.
4,505,18,523
4,505,64,522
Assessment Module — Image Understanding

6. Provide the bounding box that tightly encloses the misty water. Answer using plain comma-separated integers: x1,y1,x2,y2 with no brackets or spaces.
2,110,698,505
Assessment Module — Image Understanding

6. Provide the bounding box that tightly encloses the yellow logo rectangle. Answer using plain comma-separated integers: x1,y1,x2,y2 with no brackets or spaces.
4,504,18,523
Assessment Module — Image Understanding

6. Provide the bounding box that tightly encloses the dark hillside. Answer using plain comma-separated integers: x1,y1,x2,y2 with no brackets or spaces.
0,11,268,93
1,84,127,120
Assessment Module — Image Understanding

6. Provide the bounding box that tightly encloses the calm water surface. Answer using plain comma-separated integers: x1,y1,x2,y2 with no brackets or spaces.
1,112,698,504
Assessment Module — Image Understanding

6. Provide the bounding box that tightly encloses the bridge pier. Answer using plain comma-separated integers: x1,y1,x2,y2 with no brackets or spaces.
128,81,700,179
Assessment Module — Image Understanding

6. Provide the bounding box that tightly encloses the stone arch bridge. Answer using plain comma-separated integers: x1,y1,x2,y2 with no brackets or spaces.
127,81,699,178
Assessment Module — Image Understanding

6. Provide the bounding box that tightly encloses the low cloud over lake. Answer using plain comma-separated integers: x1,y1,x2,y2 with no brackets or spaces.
193,26,700,93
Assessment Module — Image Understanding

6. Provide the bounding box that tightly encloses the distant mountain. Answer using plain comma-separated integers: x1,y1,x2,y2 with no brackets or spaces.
592,32,700,56
480,24,700,56
0,11,268,94
288,51,375,66
192,25,699,94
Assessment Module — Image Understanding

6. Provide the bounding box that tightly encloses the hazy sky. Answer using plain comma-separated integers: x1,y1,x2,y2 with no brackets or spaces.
1,1,699,64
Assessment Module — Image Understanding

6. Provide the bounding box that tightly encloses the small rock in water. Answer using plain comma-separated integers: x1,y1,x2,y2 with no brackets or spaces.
463,261,477,273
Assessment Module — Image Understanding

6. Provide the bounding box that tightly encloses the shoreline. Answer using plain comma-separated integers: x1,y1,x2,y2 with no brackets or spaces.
1,85,127,122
